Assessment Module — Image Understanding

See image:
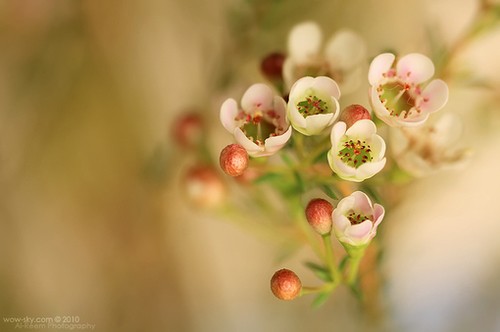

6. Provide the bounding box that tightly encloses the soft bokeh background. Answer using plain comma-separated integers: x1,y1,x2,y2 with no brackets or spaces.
1,0,500,331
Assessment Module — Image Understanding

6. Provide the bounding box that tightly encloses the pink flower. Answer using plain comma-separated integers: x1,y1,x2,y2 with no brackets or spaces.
368,53,449,127
220,84,292,157
332,191,385,247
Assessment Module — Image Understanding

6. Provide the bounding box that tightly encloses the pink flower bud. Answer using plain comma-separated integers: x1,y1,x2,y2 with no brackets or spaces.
260,52,285,81
305,198,333,235
172,112,205,149
219,144,249,177
339,104,371,128
270,269,302,301
183,165,225,208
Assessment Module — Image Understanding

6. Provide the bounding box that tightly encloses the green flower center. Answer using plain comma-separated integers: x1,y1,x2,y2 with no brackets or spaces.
338,139,373,168
297,95,329,118
238,110,283,146
378,82,417,118
347,210,372,225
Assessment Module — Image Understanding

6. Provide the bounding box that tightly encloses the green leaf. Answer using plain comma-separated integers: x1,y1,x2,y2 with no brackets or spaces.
320,184,338,200
304,262,332,282
338,255,349,272
253,172,283,184
311,292,331,309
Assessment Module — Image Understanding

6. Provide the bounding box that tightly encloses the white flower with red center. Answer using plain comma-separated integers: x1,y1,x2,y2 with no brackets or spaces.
287,76,341,136
368,53,449,127
332,191,385,247
283,21,366,94
220,83,292,157
327,119,386,182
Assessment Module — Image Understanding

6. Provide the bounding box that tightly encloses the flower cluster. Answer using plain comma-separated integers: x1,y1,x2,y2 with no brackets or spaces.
212,21,458,305
168,19,470,307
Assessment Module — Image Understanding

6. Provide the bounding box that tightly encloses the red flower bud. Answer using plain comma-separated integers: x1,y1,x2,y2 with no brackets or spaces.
339,104,371,128
260,52,286,81
172,112,205,149
305,198,333,235
270,269,302,301
183,165,225,208
219,144,249,177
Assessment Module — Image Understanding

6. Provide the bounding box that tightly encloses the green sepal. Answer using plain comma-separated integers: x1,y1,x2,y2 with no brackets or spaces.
304,262,332,282
311,292,331,309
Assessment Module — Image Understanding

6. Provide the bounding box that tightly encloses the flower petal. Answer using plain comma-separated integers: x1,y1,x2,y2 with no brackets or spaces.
372,204,385,227
351,191,372,213
264,126,292,153
220,98,239,133
330,121,347,146
355,158,386,180
234,127,264,156
345,220,373,244
345,119,377,138
311,76,341,99
325,29,366,71
241,83,274,112
396,53,435,84
370,86,392,122
289,76,315,100
419,79,449,113
304,113,336,136
368,53,395,85
332,213,351,233
287,104,307,131
287,21,323,64
369,134,386,159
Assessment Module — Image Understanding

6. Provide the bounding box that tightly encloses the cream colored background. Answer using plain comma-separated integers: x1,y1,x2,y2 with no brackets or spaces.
1,0,500,331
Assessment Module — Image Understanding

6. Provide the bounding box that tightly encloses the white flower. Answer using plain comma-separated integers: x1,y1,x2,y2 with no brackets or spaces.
390,112,471,177
332,191,385,247
220,83,292,157
283,21,366,94
368,53,449,127
287,76,341,136
327,119,386,182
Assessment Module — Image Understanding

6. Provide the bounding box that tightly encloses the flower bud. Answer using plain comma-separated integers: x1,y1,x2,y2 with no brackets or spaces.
172,112,205,149
339,104,371,128
270,269,302,301
183,165,225,208
260,52,285,81
305,198,333,235
219,144,249,177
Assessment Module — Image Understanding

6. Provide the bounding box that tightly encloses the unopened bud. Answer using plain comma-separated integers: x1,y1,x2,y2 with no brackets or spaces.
339,104,371,128
172,112,205,149
183,165,225,208
260,52,286,81
305,198,333,235
219,144,249,177
270,269,302,301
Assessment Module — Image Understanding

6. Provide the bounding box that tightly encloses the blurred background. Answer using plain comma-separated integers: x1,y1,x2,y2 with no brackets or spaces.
1,0,500,331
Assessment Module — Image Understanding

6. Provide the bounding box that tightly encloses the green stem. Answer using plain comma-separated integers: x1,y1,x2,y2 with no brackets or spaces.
347,254,363,286
322,234,341,284
300,284,334,296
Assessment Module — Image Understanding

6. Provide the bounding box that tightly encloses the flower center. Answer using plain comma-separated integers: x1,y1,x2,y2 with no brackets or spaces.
347,210,372,225
337,139,373,168
377,81,419,118
237,110,284,146
297,95,329,118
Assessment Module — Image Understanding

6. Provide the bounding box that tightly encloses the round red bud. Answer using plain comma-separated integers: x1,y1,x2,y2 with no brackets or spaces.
270,269,302,301
172,112,205,149
219,144,249,177
260,52,286,81
183,165,225,208
339,104,371,128
305,198,333,235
